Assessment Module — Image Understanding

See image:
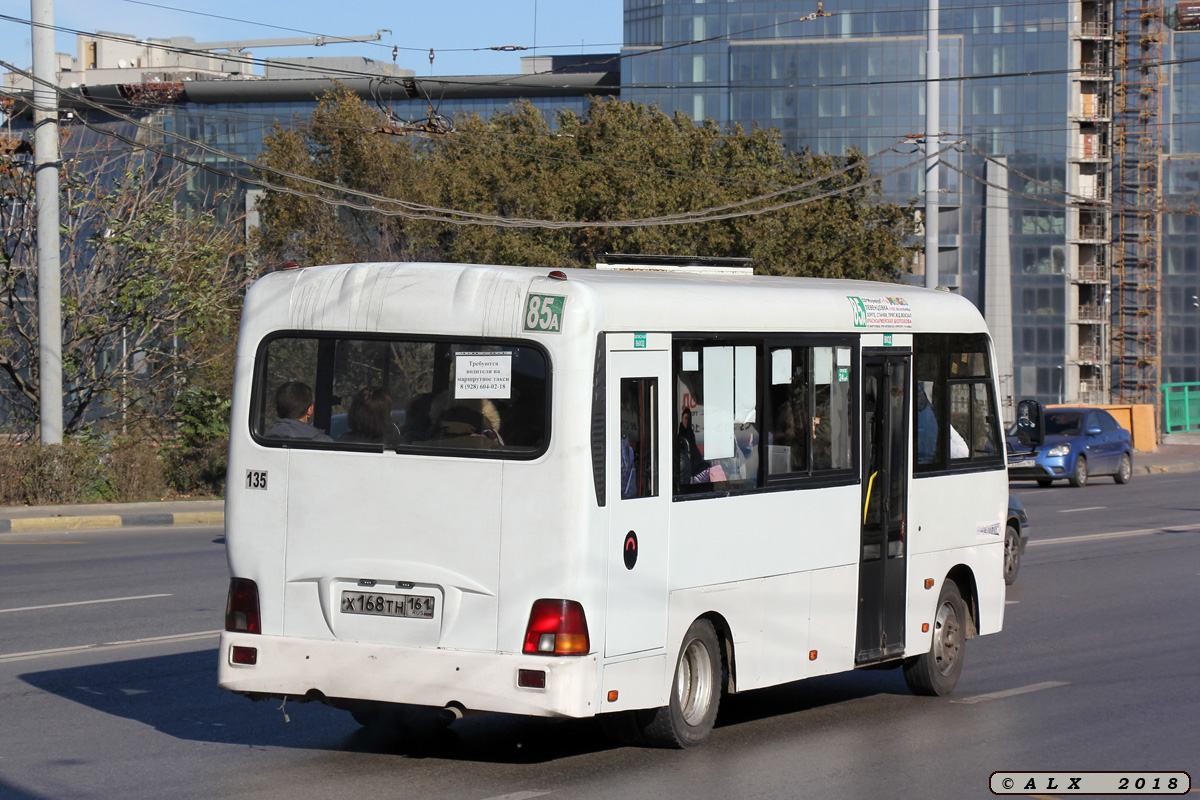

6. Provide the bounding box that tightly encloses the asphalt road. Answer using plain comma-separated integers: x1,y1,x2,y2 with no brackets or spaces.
0,473,1196,800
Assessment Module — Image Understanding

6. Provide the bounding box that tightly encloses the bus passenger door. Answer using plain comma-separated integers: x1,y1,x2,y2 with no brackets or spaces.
857,352,910,665
604,335,671,658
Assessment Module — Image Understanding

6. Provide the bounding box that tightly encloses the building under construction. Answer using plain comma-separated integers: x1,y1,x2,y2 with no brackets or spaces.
1066,0,1200,410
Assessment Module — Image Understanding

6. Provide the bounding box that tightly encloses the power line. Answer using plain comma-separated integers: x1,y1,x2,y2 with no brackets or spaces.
3,61,921,230
7,8,1200,98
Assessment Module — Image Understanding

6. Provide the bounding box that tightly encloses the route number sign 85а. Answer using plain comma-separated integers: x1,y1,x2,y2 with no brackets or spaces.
524,294,565,333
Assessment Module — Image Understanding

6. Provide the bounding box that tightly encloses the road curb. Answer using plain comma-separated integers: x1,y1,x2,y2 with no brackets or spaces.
1138,463,1198,474
0,511,224,533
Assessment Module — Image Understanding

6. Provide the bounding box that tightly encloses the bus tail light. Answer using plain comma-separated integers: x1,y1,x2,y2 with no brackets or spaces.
523,599,590,655
225,578,261,634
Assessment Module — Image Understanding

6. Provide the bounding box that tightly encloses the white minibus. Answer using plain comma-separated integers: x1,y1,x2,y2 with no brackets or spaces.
219,259,1008,747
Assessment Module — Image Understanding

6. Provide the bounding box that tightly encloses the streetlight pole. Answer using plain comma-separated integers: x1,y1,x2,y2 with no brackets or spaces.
924,0,939,290
31,0,62,443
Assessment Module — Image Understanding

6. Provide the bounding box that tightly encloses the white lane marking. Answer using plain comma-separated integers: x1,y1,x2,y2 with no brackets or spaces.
1029,524,1200,547
1059,506,1106,513
0,630,220,663
481,793,551,800
951,681,1069,705
0,593,172,614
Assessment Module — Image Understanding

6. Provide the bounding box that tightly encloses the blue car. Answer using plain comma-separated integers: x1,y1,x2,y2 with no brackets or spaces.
1007,407,1134,488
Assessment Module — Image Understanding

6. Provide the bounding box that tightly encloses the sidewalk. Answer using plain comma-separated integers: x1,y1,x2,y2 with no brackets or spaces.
0,499,224,534
1132,441,1200,475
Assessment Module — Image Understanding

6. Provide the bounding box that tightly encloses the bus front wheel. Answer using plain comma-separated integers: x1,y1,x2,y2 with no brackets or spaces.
903,579,966,697
639,619,722,748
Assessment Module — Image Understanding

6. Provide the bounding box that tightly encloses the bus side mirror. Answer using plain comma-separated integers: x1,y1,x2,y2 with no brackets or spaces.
1015,399,1044,448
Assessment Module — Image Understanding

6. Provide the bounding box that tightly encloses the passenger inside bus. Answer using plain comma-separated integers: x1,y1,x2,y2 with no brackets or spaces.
401,392,434,443
264,381,333,441
430,394,505,448
338,386,399,444
916,383,971,461
676,407,725,486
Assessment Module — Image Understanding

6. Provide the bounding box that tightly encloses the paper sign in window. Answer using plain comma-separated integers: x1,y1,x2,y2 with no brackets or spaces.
702,346,735,460
814,347,834,385
455,352,512,399
772,348,792,385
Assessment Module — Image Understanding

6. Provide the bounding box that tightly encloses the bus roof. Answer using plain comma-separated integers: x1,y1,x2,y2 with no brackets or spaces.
239,261,990,343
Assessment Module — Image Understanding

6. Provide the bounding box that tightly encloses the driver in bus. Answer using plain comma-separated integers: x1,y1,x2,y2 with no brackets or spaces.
264,381,332,441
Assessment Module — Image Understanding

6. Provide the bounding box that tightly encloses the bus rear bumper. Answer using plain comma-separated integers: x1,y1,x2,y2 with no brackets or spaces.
217,632,599,719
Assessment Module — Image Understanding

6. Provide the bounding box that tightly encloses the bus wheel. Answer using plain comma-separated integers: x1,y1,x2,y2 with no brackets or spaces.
639,619,722,748
903,579,966,696
1003,524,1022,585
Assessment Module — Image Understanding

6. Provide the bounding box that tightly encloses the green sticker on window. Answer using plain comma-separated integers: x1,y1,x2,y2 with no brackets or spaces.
634,333,647,348
837,367,850,383
883,333,893,346
524,294,565,333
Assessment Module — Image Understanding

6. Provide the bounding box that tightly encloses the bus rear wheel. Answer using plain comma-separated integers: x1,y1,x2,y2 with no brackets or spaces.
903,579,966,696
639,619,722,748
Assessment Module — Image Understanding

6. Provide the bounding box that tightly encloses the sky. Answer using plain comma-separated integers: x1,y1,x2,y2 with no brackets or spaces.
0,0,625,77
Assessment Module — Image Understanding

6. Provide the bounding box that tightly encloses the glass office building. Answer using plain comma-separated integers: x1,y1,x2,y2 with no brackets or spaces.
621,0,1200,408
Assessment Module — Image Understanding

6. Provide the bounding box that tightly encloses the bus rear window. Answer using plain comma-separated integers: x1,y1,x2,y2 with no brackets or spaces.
252,334,548,456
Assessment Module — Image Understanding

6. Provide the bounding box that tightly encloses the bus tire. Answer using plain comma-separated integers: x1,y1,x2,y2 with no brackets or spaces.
638,619,722,748
903,579,966,697
1003,524,1022,586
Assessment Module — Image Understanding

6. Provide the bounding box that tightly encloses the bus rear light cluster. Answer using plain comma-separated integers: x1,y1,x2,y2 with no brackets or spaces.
225,578,261,634
522,599,590,656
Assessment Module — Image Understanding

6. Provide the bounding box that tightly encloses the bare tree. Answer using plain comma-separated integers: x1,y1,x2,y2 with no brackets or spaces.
0,135,252,437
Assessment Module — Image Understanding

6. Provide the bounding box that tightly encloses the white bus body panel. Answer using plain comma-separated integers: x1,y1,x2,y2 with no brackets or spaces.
221,262,1007,720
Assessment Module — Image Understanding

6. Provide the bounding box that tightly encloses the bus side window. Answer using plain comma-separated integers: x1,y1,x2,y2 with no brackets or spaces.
915,333,1002,472
620,378,657,499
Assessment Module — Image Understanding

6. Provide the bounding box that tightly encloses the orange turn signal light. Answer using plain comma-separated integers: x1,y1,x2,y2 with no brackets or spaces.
607,690,619,702
924,578,935,590
922,623,930,633
809,650,818,661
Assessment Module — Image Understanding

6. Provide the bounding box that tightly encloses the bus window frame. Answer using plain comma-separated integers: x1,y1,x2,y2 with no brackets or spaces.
670,332,860,502
912,332,1005,478
249,329,553,461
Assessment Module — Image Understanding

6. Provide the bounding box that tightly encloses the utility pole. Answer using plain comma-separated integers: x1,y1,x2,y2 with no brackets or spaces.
924,0,939,290
32,0,62,443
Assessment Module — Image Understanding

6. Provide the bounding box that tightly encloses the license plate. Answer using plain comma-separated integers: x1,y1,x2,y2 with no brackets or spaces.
1011,459,1036,469
340,590,435,619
